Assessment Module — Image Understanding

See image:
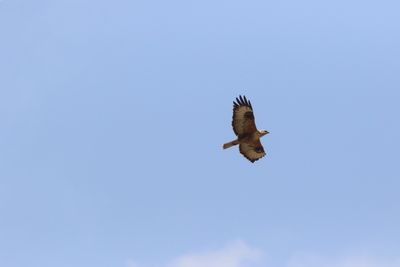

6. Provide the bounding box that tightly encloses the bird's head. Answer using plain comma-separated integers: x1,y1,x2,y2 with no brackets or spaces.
259,130,270,137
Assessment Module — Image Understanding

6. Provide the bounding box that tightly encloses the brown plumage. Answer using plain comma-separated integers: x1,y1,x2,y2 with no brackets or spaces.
223,95,269,163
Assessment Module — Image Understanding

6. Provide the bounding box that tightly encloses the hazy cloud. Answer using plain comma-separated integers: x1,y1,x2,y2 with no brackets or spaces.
127,241,400,267
286,254,400,267
127,240,262,267
168,240,262,267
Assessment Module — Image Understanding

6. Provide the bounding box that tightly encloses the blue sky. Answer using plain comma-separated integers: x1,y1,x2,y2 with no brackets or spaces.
1,0,400,267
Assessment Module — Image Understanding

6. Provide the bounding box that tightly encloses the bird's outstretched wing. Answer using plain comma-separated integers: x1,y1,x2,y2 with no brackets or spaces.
232,95,258,136
239,140,266,163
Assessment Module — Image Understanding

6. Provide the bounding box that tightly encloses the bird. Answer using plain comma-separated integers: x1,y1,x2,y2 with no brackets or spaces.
223,95,269,163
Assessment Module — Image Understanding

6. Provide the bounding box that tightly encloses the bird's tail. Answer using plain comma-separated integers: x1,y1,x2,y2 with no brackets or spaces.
223,139,239,149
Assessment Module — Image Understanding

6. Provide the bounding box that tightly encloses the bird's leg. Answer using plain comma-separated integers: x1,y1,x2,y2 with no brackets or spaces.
223,139,239,149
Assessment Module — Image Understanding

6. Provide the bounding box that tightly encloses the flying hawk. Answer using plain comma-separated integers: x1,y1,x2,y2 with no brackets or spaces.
223,95,269,163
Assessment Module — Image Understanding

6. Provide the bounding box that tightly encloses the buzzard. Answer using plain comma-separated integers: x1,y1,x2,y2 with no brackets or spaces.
223,95,269,163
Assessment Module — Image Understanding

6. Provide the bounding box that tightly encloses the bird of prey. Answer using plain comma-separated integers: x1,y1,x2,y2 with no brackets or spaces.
223,95,269,163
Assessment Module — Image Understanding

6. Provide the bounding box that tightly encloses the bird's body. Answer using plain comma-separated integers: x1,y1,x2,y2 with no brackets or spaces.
223,95,269,162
